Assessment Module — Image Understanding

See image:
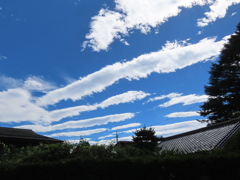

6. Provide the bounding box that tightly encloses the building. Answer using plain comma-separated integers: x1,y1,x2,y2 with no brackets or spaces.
158,117,240,153
0,127,63,147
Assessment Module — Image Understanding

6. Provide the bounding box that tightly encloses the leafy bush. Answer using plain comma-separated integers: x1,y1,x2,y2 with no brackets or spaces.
1,140,240,180
224,131,240,153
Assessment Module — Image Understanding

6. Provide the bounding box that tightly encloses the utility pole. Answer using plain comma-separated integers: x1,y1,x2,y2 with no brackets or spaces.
116,131,118,144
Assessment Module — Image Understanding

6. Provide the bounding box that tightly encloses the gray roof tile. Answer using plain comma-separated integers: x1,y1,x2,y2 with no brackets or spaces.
0,127,62,142
159,118,240,153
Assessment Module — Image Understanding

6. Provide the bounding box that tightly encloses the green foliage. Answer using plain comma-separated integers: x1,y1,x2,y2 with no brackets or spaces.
132,126,162,151
0,145,240,180
199,22,240,122
223,131,240,153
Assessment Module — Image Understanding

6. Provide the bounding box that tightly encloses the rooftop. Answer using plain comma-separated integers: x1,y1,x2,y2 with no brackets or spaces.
159,117,240,153
0,127,62,143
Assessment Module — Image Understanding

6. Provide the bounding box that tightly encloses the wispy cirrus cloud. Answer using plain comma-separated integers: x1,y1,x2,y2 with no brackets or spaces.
0,55,7,60
165,111,200,118
15,113,135,132
153,120,207,137
0,88,50,125
111,123,141,131
146,93,181,103
83,0,237,51
38,36,226,107
98,133,116,140
23,76,57,92
83,0,209,51
94,120,207,144
197,0,240,27
49,91,149,123
158,93,208,107
0,35,226,126
0,90,147,125
0,75,57,92
99,91,149,108
50,128,107,137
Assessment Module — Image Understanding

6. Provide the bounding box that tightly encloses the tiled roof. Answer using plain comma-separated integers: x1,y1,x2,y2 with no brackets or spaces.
0,127,62,143
159,118,240,153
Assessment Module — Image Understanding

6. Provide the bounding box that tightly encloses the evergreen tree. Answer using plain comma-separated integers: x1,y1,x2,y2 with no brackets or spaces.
132,126,162,150
199,22,240,123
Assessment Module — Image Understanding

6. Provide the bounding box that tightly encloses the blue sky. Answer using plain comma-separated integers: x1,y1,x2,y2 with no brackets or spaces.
0,0,240,144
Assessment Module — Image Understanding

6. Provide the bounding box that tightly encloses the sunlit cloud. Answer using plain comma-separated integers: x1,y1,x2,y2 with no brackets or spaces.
0,90,146,125
50,128,107,137
15,113,135,132
0,88,50,125
82,0,238,51
98,133,116,140
147,93,181,103
99,91,149,108
23,76,57,92
0,75,57,92
83,0,210,51
153,120,207,137
111,123,141,131
38,36,226,107
159,94,208,107
165,111,200,118
197,0,240,27
49,91,149,123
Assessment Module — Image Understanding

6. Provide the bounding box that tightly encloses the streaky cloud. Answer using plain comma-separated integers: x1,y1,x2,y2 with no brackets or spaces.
50,128,107,137
37,37,227,107
111,123,141,131
153,120,207,137
159,94,208,107
15,113,135,132
83,0,210,51
165,111,200,118
197,0,240,27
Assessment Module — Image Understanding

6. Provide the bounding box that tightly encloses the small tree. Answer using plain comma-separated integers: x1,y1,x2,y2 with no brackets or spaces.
132,126,161,151
199,22,240,123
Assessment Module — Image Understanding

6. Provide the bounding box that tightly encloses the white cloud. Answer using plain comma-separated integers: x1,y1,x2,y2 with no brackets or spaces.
153,120,207,137
197,0,240,27
165,111,200,118
81,0,240,51
231,12,237,16
38,36,226,107
0,88,49,124
0,55,7,60
82,9,126,51
119,120,206,137
15,113,135,132
0,75,23,89
159,94,208,107
99,91,150,108
49,91,148,123
96,120,207,143
23,76,57,92
98,133,116,140
117,136,132,141
0,89,146,125
50,128,107,137
0,75,57,92
83,0,211,51
111,123,141,131
147,93,181,103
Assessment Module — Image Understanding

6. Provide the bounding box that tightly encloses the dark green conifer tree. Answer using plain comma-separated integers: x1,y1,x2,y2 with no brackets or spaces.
199,22,240,123
132,126,161,150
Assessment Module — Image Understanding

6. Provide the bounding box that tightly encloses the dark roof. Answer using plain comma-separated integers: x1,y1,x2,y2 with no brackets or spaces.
0,127,62,143
159,117,240,153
